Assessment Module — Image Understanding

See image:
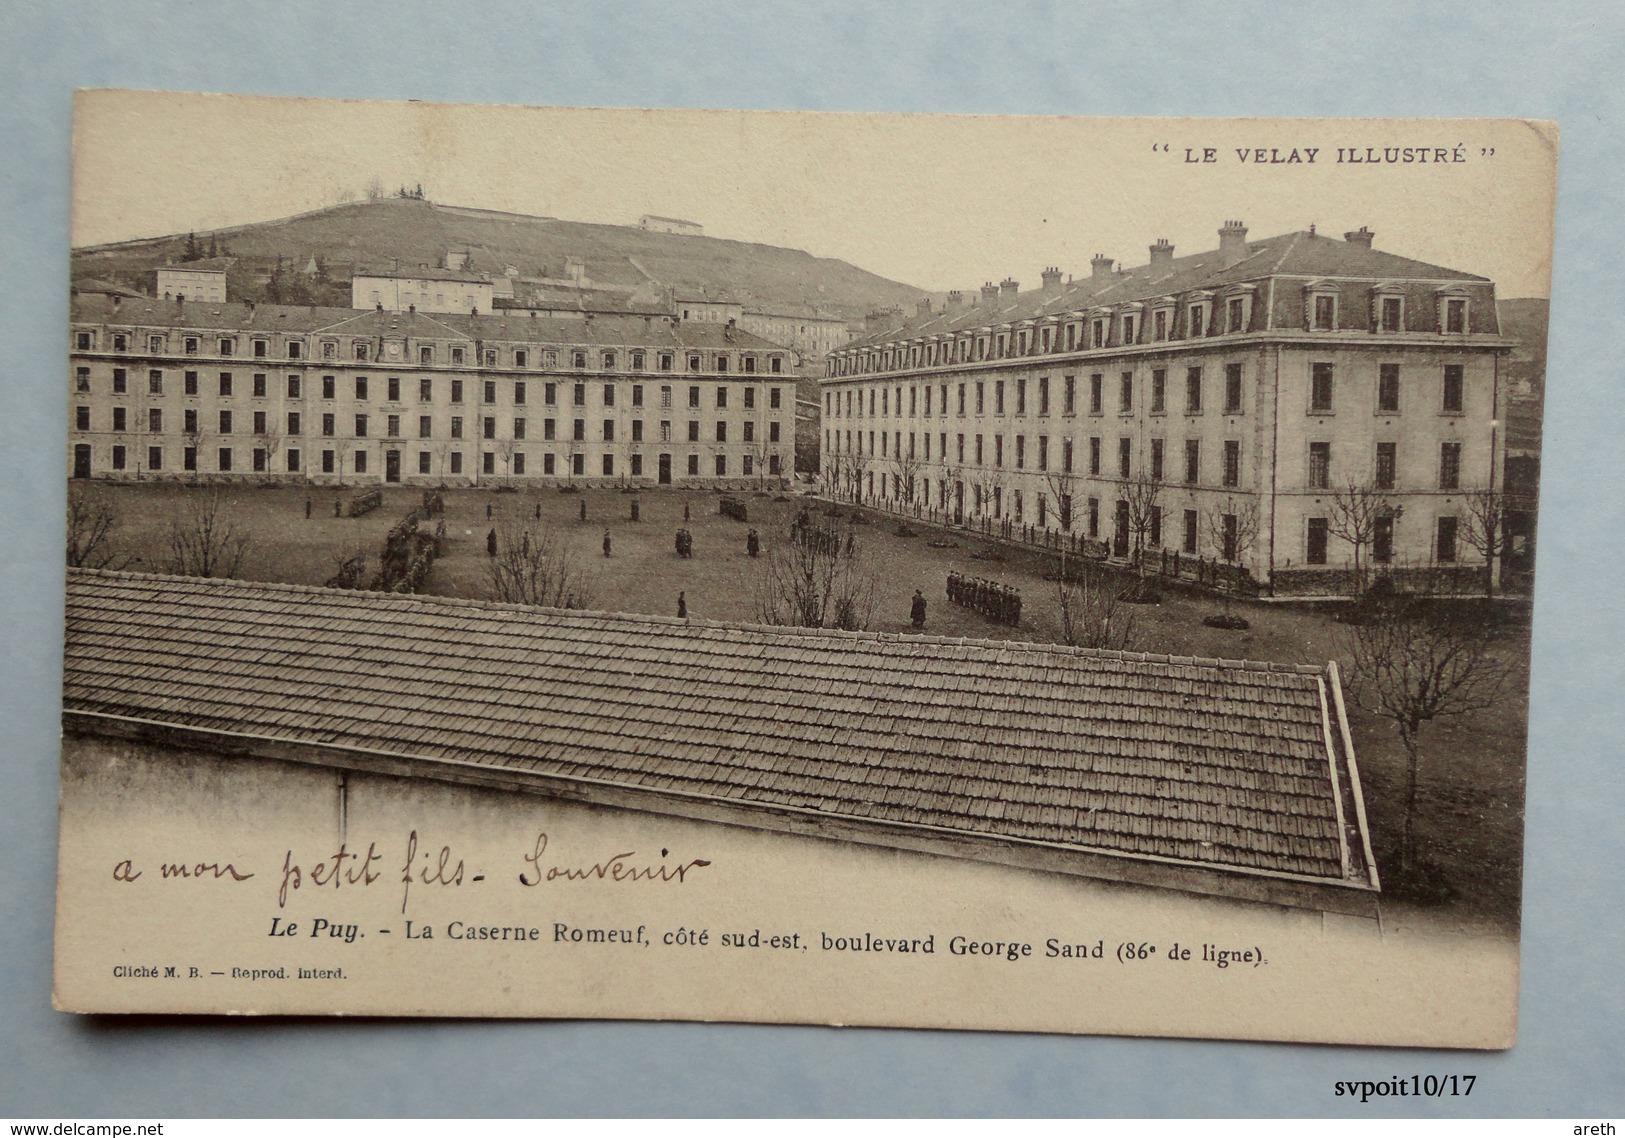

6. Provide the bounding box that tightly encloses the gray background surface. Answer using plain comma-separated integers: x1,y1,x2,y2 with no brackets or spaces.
3,0,1620,1118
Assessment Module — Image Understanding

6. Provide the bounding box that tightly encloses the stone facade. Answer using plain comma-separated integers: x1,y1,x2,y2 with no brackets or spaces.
68,296,796,488
820,223,1510,595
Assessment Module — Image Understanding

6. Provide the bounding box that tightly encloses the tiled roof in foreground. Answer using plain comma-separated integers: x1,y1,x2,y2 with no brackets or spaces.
63,570,1378,901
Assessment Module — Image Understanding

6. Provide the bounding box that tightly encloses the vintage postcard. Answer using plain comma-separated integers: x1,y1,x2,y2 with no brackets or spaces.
56,91,1555,1047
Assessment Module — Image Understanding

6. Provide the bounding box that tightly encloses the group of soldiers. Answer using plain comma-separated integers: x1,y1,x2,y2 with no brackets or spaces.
789,508,854,560
675,528,694,558
946,571,1023,627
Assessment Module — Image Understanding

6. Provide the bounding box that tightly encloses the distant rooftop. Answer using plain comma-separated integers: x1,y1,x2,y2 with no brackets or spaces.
64,570,1378,907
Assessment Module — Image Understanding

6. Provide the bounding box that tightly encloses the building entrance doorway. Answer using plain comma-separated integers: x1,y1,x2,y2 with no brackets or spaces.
73,444,92,479
385,449,401,483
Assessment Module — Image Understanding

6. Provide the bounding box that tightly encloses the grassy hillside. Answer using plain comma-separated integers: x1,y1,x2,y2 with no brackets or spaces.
1497,298,1548,453
71,197,927,320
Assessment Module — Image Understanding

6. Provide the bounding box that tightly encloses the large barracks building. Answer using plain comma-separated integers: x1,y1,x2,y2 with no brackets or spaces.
822,222,1511,593
68,296,796,488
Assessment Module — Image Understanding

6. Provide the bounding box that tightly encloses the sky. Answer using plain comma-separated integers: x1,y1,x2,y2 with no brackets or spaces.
73,91,1558,298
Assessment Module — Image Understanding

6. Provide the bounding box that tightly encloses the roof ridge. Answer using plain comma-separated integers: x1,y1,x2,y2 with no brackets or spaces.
67,568,1325,676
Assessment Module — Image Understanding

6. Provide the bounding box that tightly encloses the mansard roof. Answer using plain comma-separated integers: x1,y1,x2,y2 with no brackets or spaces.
63,570,1379,905
71,295,792,353
848,229,1493,349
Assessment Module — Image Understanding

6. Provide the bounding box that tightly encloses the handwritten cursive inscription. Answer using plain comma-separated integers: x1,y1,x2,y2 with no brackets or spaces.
518,832,711,887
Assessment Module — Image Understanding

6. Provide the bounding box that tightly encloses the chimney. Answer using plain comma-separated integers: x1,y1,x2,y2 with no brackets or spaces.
376,302,384,312
1149,239,1175,270
1218,220,1249,268
1041,266,1063,294
980,281,1000,305
947,289,964,309
111,293,121,309
1090,254,1114,281
999,278,1019,300
916,297,933,316
1344,226,1374,248
176,294,185,307
865,310,891,333
408,303,415,314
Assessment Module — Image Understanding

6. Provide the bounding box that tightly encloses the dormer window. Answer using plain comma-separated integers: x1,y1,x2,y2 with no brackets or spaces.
321,340,337,360
1435,287,1472,335
287,341,303,360
184,337,199,355
1091,318,1106,348
353,342,368,361
219,337,235,356
1313,293,1336,330
1445,297,1467,334
1121,314,1137,344
1365,283,1406,333
148,334,164,353
1187,302,1209,338
514,349,528,368
112,333,128,353
1228,297,1246,333
483,349,498,367
419,345,433,365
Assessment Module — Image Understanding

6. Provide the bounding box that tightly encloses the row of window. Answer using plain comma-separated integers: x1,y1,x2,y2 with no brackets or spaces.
826,362,1469,421
830,293,1473,377
851,471,1465,566
74,407,784,446
827,428,1469,492
75,331,786,373
73,368,785,410
86,445,779,479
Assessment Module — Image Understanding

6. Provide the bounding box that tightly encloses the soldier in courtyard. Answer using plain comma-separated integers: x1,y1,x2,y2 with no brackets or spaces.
579,497,587,523
486,527,497,557
911,589,927,630
747,528,760,558
602,529,612,558
677,591,687,618
304,496,312,520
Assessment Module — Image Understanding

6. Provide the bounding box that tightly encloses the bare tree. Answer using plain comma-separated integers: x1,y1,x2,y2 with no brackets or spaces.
1328,481,1402,595
1054,555,1138,651
756,527,878,631
893,446,925,511
1202,494,1261,572
165,488,252,578
496,437,520,486
1340,598,1514,874
364,176,385,201
823,445,846,500
184,423,209,486
259,427,284,481
1045,468,1078,532
433,439,455,485
1121,470,1162,577
486,519,596,609
1459,485,1506,599
66,484,130,570
750,437,773,491
847,446,872,503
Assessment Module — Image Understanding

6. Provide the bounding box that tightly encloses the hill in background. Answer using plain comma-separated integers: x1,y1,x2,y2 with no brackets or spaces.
1497,297,1548,454
71,196,930,322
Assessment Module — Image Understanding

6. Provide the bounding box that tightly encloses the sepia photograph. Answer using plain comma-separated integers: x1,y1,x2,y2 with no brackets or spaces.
54,93,1555,1048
